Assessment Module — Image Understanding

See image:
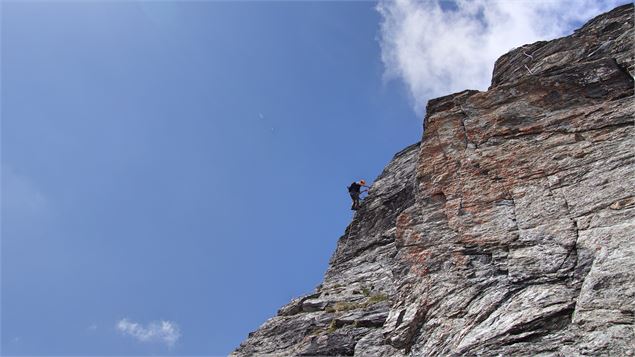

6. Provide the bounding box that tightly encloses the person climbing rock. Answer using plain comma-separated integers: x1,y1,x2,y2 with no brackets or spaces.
348,179,369,210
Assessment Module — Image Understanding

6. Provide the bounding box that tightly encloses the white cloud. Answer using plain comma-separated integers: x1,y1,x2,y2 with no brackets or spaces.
377,0,624,113
116,318,180,348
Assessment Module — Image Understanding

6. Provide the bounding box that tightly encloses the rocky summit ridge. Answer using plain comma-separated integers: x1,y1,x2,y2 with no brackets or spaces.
232,5,634,356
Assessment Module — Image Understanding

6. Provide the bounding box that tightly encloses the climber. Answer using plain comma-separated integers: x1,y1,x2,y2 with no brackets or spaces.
348,179,369,210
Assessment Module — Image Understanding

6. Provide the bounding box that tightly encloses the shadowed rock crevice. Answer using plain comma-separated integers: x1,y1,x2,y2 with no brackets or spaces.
502,306,575,345
232,5,634,356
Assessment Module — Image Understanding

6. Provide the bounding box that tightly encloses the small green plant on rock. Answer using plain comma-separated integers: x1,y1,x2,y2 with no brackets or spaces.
333,301,361,312
367,293,389,305
327,319,337,333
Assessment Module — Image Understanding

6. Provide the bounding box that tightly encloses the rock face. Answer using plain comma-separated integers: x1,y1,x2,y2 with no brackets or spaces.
232,5,634,356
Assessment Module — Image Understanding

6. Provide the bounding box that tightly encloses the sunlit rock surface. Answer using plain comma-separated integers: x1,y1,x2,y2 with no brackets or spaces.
232,5,634,356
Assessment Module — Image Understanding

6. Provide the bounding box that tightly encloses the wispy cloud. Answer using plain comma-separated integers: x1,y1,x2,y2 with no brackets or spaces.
1,164,48,216
116,318,180,348
377,0,623,113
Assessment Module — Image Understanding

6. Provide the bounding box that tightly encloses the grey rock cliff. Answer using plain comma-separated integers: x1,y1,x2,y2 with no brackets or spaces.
232,4,634,356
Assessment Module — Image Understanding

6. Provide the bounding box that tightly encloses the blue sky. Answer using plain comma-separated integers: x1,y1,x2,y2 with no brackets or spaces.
1,1,625,355
2,2,416,355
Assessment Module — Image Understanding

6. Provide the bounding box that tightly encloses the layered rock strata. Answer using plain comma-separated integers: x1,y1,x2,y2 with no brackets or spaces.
233,4,634,356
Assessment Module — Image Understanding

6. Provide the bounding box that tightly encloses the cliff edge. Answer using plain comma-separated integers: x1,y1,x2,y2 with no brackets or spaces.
233,4,634,356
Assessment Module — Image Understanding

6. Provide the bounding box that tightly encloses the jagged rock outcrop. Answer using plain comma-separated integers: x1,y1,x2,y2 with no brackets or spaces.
232,5,634,356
